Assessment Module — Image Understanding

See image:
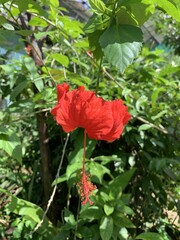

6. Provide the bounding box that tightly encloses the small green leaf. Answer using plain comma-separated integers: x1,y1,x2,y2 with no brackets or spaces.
136,232,164,240
80,205,103,220
24,56,38,77
100,216,113,240
135,95,148,112
0,127,22,164
2,23,14,30
64,209,76,226
23,56,44,92
29,16,48,27
104,204,114,216
34,78,44,92
138,124,152,131
51,53,69,67
52,174,67,186
10,81,28,101
89,0,107,15
151,87,165,108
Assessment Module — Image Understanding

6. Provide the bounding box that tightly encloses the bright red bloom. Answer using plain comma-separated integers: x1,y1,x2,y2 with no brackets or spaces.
51,83,131,142
51,83,131,205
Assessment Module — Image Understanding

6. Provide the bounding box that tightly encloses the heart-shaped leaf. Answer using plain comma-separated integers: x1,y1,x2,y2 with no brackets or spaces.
99,24,143,73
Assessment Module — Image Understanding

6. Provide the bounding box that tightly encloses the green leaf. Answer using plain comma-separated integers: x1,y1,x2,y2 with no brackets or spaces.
109,168,136,193
104,204,114,216
93,155,119,165
68,129,96,164
0,188,56,236
151,87,165,108
99,24,143,73
138,124,152,131
2,23,14,30
14,0,47,17
136,232,164,240
0,15,7,25
121,0,155,26
29,16,48,27
89,161,111,184
135,95,148,112
51,53,69,67
88,30,104,59
84,15,109,33
89,0,107,15
80,205,103,220
24,56,38,77
153,0,180,22
10,81,28,101
64,209,76,226
100,216,113,240
0,127,22,164
23,56,44,92
49,0,59,8
16,30,34,36
116,7,138,26
52,174,67,186
113,213,135,228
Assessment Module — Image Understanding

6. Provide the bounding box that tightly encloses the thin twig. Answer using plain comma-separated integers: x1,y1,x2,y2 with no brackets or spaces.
136,116,168,134
29,133,70,236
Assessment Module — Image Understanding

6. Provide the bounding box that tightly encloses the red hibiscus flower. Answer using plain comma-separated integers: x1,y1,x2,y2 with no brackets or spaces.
51,83,131,142
51,83,131,205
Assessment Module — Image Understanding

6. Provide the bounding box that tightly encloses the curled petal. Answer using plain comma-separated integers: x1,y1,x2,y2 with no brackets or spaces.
100,100,131,142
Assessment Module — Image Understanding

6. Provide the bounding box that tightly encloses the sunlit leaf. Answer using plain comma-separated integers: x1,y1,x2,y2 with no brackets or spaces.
100,216,113,240
0,127,22,164
99,24,143,72
136,232,164,240
51,53,69,67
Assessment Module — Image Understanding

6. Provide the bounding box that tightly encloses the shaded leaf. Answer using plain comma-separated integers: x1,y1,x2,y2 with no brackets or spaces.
109,168,136,193
113,213,135,228
80,205,103,220
10,81,28,101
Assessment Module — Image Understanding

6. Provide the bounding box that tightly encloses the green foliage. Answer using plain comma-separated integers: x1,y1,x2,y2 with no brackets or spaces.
0,127,22,164
0,0,180,239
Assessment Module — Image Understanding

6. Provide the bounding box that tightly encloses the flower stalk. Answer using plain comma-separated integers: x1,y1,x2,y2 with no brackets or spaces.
77,130,96,205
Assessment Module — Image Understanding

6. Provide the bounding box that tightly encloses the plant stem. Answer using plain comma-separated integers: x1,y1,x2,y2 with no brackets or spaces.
96,56,103,94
